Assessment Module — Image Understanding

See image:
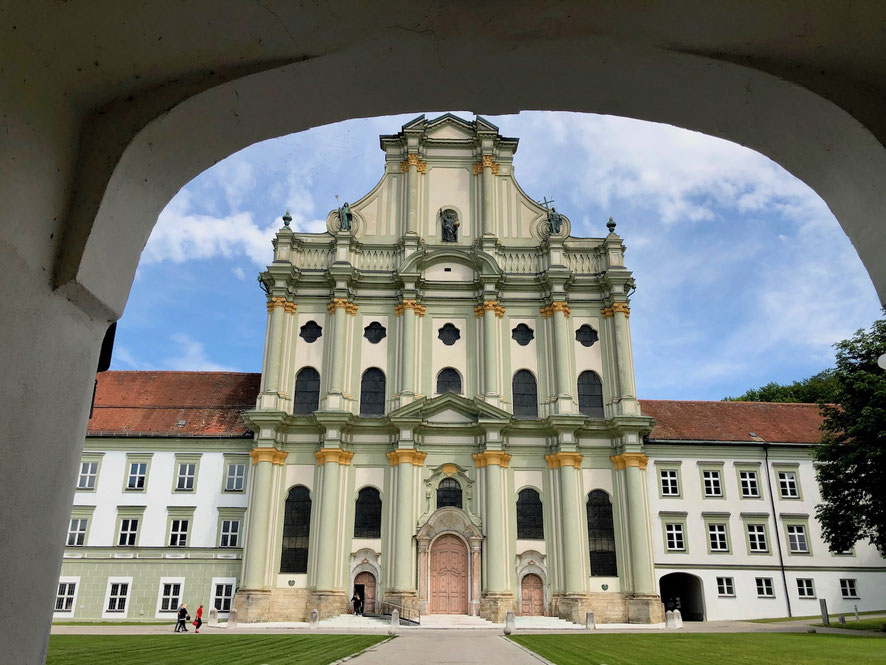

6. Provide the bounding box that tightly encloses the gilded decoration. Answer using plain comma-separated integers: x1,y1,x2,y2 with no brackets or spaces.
314,448,355,466
601,303,630,319
400,153,428,174
441,463,459,476
250,447,287,465
327,298,358,315
610,452,648,470
544,451,583,469
473,301,505,318
472,155,500,175
472,450,511,468
283,302,298,314
386,449,427,466
267,296,295,313
394,299,427,317
540,301,570,318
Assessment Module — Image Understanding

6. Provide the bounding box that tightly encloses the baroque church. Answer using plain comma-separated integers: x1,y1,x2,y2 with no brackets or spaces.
55,115,886,625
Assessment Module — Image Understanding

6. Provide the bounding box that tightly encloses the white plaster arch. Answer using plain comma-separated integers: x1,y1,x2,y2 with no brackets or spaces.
515,549,549,615
349,548,381,604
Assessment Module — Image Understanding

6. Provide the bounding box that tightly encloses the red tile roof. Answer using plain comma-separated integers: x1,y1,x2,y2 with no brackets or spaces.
88,371,260,437
639,400,824,444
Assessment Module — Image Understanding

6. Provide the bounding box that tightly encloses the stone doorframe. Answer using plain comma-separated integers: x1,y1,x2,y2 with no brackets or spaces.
349,548,381,604
515,550,548,615
416,507,483,615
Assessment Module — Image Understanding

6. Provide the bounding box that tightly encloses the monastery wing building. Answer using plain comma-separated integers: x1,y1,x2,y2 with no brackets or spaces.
56,115,886,626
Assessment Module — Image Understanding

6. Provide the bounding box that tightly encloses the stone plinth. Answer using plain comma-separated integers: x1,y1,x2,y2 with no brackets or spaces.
384,590,419,617
553,592,664,624
479,592,516,622
232,588,313,623
627,594,665,624
309,590,348,620
553,593,595,625
231,589,271,623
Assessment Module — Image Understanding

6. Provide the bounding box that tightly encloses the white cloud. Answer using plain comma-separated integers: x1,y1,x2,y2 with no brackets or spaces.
112,346,151,370
232,266,246,280
163,333,234,371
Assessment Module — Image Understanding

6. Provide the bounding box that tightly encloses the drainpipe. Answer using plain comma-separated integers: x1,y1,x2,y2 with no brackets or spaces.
762,442,792,618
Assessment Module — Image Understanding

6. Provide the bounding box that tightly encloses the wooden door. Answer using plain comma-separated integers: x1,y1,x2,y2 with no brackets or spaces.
430,534,468,614
521,574,544,616
354,572,376,613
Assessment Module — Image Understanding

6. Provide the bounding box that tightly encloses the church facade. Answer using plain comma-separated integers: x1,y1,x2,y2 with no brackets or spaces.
55,116,886,625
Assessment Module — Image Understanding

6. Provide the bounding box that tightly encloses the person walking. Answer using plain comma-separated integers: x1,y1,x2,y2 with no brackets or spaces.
194,604,203,633
351,592,362,616
175,603,190,632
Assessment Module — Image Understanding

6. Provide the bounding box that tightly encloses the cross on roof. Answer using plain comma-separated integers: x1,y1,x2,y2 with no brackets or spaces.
538,196,555,210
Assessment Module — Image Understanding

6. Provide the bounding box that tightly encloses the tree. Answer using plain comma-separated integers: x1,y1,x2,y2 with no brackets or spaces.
814,315,886,555
723,370,839,403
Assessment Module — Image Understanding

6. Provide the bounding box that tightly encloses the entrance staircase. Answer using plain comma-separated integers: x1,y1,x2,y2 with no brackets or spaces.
318,614,389,629
514,615,585,630
418,614,498,629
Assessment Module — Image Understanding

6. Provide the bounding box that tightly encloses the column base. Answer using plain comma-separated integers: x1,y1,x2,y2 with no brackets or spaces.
231,589,272,623
479,592,516,622
627,594,665,623
232,588,315,622
308,590,349,620
552,592,664,624
383,590,419,617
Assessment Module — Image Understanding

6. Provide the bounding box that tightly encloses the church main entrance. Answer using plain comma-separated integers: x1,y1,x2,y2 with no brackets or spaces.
430,534,468,614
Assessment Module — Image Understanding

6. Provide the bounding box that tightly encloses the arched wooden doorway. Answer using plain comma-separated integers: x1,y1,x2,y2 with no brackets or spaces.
354,571,376,614
430,534,469,614
521,574,544,616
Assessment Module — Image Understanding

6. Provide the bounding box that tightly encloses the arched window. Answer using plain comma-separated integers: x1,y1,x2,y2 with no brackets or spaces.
360,368,386,416
516,488,544,539
437,478,462,509
293,367,320,415
280,486,311,573
577,371,604,419
512,370,538,418
436,368,462,394
587,490,617,577
354,487,382,538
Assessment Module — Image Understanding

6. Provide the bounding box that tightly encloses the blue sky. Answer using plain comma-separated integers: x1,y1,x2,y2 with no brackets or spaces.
115,111,882,400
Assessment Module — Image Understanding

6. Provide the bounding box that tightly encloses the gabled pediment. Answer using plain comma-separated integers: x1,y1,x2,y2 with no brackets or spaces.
388,393,512,425
425,114,478,140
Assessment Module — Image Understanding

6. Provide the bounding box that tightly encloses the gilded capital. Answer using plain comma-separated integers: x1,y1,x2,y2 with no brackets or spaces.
267,296,290,312
250,447,279,465
541,301,570,318
472,155,500,175
610,452,648,470
472,450,511,468
602,303,630,319
272,449,289,465
328,298,358,315
394,299,427,317
386,449,427,466
283,302,298,314
314,448,355,466
401,153,428,174
544,451,583,469
473,300,505,318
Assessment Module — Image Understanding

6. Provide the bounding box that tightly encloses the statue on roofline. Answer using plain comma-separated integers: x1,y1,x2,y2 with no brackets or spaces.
547,207,563,235
338,202,352,231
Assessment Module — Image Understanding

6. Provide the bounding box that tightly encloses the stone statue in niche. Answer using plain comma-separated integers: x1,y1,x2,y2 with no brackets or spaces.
440,209,459,242
338,202,353,231
546,207,563,235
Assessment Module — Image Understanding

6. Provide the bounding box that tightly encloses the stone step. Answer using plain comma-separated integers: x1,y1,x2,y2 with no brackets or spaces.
513,616,585,630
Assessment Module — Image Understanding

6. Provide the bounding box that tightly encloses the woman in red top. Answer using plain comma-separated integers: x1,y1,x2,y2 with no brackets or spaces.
194,605,203,633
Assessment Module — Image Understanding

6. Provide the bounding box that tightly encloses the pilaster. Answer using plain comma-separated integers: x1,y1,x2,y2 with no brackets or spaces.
395,298,425,406
541,299,574,413
387,445,426,594
242,447,288,591
610,452,656,595
602,300,639,416
258,297,296,411
326,297,357,410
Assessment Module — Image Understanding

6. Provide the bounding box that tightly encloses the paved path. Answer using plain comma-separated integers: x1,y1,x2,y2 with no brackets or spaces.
347,631,547,664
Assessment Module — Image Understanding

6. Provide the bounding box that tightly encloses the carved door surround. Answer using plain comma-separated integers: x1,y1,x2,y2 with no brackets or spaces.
516,550,548,616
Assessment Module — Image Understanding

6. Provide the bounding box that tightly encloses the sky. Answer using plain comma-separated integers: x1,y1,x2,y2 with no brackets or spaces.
114,111,883,400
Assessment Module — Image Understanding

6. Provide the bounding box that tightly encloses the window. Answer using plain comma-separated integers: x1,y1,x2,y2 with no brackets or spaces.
665,523,685,551
660,469,680,496
436,368,462,394
511,323,534,346
437,323,461,346
220,519,240,548
126,462,147,490
160,583,182,612
797,578,815,598
169,519,189,547
107,583,129,612
778,471,800,498
363,321,386,344
575,324,598,347
587,490,618,576
747,524,769,552
67,518,88,547
280,485,311,573
225,463,246,492
77,461,98,490
577,371,604,419
708,523,728,551
739,470,759,498
118,518,139,546
293,367,320,415
840,578,858,598
787,525,808,553
437,478,463,509
354,487,382,539
703,470,722,497
756,577,774,598
517,488,544,539
512,370,538,418
214,583,234,612
298,320,322,343
717,577,735,596
56,582,76,612
359,368,386,416
176,463,196,491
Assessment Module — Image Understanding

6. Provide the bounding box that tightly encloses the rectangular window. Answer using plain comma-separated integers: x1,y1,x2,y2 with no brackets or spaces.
160,583,181,612
747,524,768,552
717,577,735,596
107,582,129,612
756,577,774,598
840,578,858,599
67,518,88,547
740,471,759,498
787,525,808,553
703,470,722,497
126,462,147,490
797,578,815,598
220,519,240,548
778,471,800,498
665,523,685,551
214,583,234,612
708,523,728,551
660,470,680,496
169,519,189,547
55,582,76,612
77,462,98,490
118,518,139,546
176,463,196,491
225,463,246,492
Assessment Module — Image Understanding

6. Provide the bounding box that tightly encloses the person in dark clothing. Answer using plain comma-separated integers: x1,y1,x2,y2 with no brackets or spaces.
351,593,362,616
175,604,190,632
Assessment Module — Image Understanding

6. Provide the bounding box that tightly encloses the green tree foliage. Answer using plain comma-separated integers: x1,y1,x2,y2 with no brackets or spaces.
814,316,886,555
723,370,839,403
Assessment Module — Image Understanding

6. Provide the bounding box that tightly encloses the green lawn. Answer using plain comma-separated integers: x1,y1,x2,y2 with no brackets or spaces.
48,635,389,665
509,633,886,665
817,618,886,631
